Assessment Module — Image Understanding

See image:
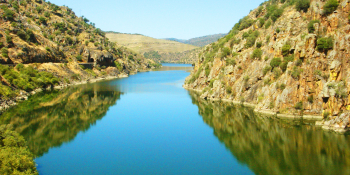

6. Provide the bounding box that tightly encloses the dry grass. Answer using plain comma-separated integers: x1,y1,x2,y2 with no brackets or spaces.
106,33,198,54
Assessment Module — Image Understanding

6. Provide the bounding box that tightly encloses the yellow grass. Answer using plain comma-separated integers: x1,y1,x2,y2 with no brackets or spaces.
106,33,198,54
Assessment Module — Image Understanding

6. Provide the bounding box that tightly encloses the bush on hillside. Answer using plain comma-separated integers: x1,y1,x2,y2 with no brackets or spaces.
296,0,310,12
317,37,333,52
282,43,291,56
323,0,339,15
270,57,282,68
307,20,320,33
220,47,231,58
251,48,262,59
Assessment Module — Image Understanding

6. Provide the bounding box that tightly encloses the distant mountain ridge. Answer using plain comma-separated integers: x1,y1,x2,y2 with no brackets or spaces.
165,33,227,47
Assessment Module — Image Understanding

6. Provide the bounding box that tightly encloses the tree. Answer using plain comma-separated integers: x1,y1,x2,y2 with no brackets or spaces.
296,0,310,12
323,0,339,15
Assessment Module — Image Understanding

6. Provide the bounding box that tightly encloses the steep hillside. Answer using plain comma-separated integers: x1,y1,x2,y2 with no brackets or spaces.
165,33,227,47
105,32,198,63
0,0,159,111
184,0,350,133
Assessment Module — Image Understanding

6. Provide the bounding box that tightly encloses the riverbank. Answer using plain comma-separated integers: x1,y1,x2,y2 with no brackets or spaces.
0,72,130,114
183,85,349,134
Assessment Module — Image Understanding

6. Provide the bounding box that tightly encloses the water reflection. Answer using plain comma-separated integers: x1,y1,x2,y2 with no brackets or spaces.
156,66,193,72
188,91,350,175
0,84,122,157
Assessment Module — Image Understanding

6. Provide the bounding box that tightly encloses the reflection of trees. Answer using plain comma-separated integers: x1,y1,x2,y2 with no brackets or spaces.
0,84,122,157
188,91,350,175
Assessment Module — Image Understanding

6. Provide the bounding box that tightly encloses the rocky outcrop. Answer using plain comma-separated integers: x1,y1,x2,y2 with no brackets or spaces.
184,0,350,133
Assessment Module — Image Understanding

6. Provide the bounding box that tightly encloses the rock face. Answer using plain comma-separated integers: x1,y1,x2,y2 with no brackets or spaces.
184,0,350,133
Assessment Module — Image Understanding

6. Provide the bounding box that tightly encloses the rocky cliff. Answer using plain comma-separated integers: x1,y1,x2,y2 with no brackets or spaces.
184,0,350,133
0,0,160,111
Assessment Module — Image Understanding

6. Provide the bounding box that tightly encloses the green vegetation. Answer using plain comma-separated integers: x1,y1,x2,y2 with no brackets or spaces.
144,51,161,60
294,101,303,110
263,65,272,76
251,48,262,59
307,95,314,103
308,20,320,33
265,20,272,29
282,43,291,56
205,65,210,77
323,0,339,15
270,57,282,68
273,67,282,79
0,65,59,97
1,47,9,58
244,30,260,48
291,66,302,79
265,4,284,22
220,47,231,58
226,58,236,66
295,0,310,12
317,37,333,52
0,125,38,175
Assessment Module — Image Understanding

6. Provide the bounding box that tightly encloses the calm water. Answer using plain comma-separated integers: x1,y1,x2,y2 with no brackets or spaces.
1,64,350,175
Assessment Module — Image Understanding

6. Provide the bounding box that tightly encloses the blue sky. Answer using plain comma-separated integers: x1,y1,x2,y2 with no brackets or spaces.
48,0,265,39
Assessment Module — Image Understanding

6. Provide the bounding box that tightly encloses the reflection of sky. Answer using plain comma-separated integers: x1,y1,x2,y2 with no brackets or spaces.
102,70,191,94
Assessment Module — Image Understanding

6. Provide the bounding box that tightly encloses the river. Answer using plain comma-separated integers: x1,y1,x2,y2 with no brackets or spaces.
1,64,350,175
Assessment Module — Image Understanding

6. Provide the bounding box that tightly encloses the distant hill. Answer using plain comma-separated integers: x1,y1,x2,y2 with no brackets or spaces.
165,34,227,47
106,33,197,54
106,33,199,64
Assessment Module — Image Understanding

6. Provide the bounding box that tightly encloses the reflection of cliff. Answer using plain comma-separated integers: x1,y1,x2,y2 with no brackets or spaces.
188,91,350,175
0,84,121,157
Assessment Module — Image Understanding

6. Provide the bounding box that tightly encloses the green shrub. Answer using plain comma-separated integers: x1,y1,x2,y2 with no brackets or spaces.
1,48,9,58
265,20,272,29
76,55,82,61
128,55,134,60
263,65,272,76
256,42,262,48
114,61,123,71
296,0,310,12
0,42,3,48
244,75,250,82
209,79,215,88
0,125,38,174
296,59,303,66
39,17,47,24
251,48,262,59
317,37,333,52
276,28,281,33
220,47,231,58
307,20,320,33
307,95,314,103
2,9,15,21
270,57,282,68
284,54,294,62
273,67,282,79
205,65,210,77
226,58,236,66
279,61,288,72
294,101,303,110
226,86,232,94
282,44,291,56
323,0,339,15
291,66,301,79
258,18,265,28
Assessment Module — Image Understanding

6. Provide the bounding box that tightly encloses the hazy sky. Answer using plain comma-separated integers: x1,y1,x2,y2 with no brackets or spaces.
48,0,265,39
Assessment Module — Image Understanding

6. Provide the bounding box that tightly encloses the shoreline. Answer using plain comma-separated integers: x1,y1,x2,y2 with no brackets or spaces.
183,86,349,134
0,73,129,114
